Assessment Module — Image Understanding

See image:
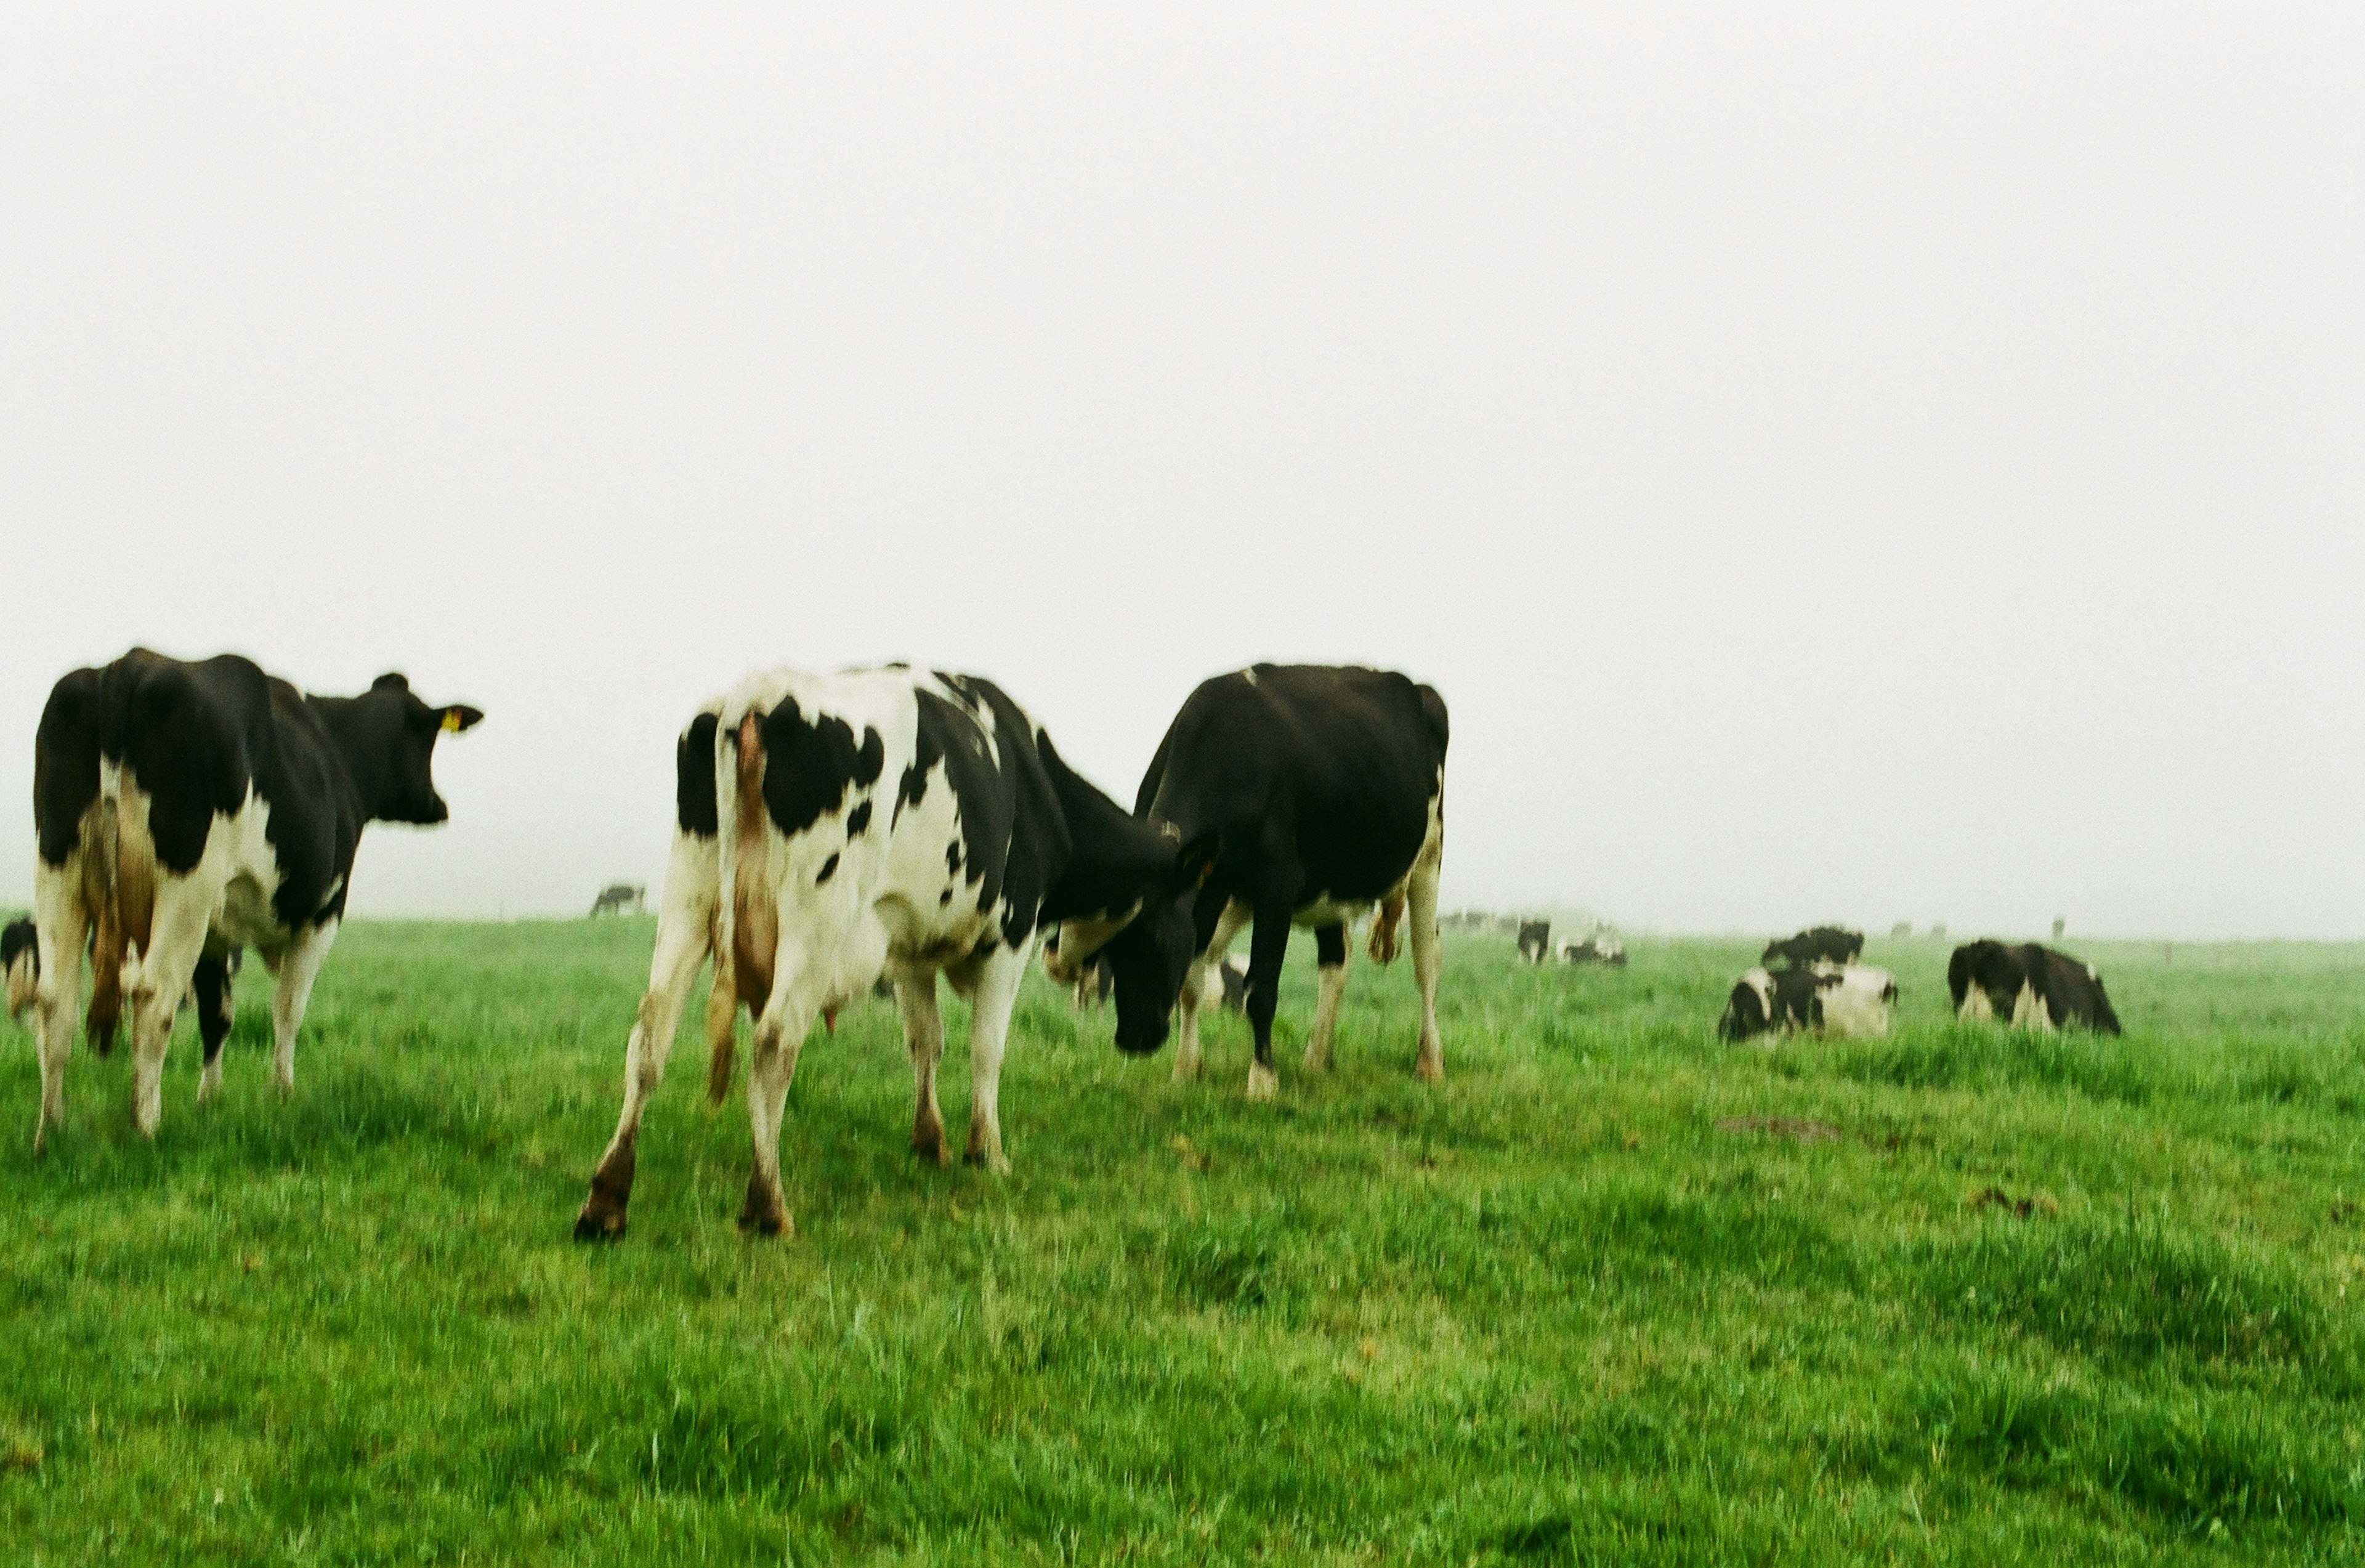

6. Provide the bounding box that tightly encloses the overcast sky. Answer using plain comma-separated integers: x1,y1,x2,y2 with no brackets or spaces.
2,6,2359,939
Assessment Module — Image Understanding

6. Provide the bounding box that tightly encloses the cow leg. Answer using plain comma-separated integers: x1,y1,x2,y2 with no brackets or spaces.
1242,891,1299,1102
1174,899,1250,1083
1303,923,1350,1072
956,942,1029,1174
193,952,236,1104
30,859,89,1154
737,990,815,1238
1406,846,1445,1083
126,871,224,1138
896,967,950,1166
267,918,339,1094
576,887,713,1242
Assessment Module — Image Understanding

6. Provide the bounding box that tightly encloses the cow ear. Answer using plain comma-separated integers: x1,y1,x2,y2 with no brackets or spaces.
440,705,485,735
373,673,411,692
1173,830,1219,888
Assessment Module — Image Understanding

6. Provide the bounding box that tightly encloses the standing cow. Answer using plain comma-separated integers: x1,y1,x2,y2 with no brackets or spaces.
1949,940,2120,1033
574,667,1195,1240
1516,920,1551,964
1047,664,1448,1099
23,650,481,1149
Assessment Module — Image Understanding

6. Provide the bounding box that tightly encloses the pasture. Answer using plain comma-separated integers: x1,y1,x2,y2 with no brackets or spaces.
2,924,2362,1564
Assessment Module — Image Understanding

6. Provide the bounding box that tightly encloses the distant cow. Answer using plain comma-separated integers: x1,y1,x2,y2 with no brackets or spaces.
24,650,480,1149
1069,951,1114,1009
3,918,36,1020
1559,931,1626,966
1720,963,1897,1043
590,883,646,917
1198,953,1248,1013
1045,665,1448,1100
1949,940,2120,1034
575,666,1194,1240
1516,920,1551,964
1762,926,1864,969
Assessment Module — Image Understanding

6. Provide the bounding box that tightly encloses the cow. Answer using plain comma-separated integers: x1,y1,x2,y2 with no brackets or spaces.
1045,664,1447,1101
1559,929,1626,966
23,650,482,1149
573,666,1195,1240
1949,940,2120,1034
1762,926,1864,969
589,883,646,917
1069,950,1114,1010
1516,919,1551,964
1720,963,1896,1043
1197,952,1247,1013
4,917,36,1020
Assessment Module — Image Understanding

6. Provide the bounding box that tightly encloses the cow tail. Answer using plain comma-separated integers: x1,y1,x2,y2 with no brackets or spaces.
714,710,743,985
82,792,131,1056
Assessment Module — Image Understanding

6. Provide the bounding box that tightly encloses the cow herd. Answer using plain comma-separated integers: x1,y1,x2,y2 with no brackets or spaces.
1716,924,2120,1043
2,646,2125,1239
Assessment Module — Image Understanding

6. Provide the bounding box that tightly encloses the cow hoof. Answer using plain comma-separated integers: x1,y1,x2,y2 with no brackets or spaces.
913,1119,950,1167
572,1206,628,1242
1245,1062,1279,1101
1171,1056,1202,1084
1301,1046,1332,1073
737,1173,792,1237
1415,1053,1444,1084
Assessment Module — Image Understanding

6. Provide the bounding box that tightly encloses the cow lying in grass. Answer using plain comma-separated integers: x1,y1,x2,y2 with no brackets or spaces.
1719,963,1896,1043
574,666,1194,1240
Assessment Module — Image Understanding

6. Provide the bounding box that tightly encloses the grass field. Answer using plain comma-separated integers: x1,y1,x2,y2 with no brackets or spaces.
3,923,2364,1564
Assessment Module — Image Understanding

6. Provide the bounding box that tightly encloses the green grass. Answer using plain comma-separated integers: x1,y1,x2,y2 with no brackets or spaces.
4,925,2364,1563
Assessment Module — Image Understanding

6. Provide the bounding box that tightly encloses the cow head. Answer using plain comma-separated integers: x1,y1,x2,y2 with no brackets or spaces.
352,673,485,825
1086,832,1219,1056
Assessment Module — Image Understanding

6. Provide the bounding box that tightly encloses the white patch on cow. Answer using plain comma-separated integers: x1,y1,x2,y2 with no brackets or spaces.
2010,982,2055,1032
1818,964,1894,1039
1957,983,1996,1023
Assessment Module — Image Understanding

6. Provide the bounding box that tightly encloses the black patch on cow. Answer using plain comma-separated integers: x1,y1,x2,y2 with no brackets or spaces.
946,842,962,875
817,853,840,884
1314,923,1347,968
940,887,954,905
758,697,884,841
34,649,480,933
893,714,943,828
193,952,236,1066
846,800,873,836
676,711,721,838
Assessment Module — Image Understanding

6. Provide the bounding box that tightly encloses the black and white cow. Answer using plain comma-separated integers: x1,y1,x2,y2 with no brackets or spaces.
1720,963,1896,1042
3,917,36,1020
574,666,1194,1240
589,883,646,917
1762,926,1864,969
23,650,482,1149
1045,664,1448,1099
1516,920,1551,965
1949,940,2120,1034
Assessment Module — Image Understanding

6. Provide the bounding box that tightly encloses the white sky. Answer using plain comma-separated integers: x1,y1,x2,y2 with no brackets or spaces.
1,6,2359,939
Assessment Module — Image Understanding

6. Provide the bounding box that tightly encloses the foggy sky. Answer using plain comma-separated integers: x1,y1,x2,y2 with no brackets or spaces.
2,7,2359,939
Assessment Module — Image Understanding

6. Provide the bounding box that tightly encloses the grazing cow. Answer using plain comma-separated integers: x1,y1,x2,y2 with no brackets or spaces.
1949,940,2120,1034
23,650,481,1149
1197,953,1248,1013
1762,926,1864,969
1516,919,1551,964
1559,930,1626,966
4,917,36,1020
1046,664,1447,1100
574,667,1194,1240
1069,950,1114,1010
1720,963,1897,1043
589,883,646,918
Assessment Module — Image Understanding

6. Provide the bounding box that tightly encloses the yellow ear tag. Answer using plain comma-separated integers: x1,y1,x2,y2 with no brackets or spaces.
442,709,464,733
